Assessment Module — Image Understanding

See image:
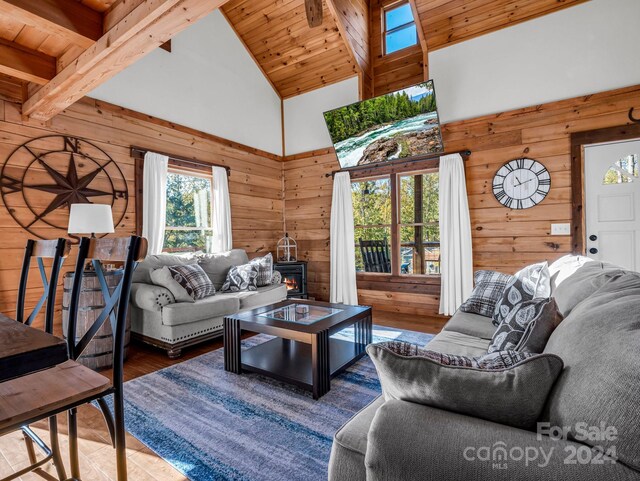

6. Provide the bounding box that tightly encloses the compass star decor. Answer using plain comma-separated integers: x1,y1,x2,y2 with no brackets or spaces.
1,135,128,240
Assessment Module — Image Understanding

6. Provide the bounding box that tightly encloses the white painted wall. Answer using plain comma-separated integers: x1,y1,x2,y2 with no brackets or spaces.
283,76,360,155
89,10,282,155
430,0,640,123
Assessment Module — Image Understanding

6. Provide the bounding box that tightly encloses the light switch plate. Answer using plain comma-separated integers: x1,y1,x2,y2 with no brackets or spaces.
551,223,571,235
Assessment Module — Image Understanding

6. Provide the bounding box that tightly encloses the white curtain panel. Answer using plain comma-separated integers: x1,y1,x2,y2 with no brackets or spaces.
330,172,358,305
211,166,233,253
142,152,169,255
438,153,473,315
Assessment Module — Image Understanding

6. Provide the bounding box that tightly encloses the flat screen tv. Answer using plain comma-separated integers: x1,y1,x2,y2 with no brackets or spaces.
323,80,444,169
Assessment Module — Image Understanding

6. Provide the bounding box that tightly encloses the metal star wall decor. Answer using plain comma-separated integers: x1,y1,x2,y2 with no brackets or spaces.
0,135,128,239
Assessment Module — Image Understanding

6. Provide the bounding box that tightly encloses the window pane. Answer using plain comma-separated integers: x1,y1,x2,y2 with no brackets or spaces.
400,227,441,274
352,178,392,226
400,172,439,224
399,172,439,275
385,3,414,31
165,172,212,228
385,24,417,54
355,227,391,272
603,154,638,185
163,230,213,252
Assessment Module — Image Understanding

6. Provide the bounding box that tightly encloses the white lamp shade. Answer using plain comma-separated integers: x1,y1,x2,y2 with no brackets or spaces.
68,204,115,234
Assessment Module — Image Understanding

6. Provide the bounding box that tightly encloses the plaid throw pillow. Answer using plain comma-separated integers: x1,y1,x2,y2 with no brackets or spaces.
380,341,536,369
250,253,273,287
459,270,514,318
167,264,215,300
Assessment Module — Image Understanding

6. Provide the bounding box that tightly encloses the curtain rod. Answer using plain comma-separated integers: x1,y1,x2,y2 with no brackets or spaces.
326,149,472,178
130,146,231,176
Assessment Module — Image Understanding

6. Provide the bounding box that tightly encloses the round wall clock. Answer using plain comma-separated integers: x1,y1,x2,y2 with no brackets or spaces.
492,158,550,209
0,135,128,240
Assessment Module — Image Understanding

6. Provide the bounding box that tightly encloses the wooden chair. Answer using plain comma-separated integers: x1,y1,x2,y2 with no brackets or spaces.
0,236,147,481
359,238,391,273
4,238,71,481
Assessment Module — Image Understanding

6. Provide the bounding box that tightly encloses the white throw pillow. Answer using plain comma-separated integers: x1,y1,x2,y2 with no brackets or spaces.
548,254,594,291
515,261,551,299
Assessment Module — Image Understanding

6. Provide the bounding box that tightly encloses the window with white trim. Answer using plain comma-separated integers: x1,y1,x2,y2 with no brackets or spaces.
163,167,213,252
384,2,418,55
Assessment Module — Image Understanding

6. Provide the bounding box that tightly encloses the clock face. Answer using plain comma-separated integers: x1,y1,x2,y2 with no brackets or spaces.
492,158,550,209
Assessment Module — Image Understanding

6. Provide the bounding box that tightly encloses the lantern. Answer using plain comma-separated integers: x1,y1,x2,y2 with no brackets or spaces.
277,233,297,263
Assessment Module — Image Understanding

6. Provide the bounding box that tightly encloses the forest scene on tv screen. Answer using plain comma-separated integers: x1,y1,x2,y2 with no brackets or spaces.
324,80,444,169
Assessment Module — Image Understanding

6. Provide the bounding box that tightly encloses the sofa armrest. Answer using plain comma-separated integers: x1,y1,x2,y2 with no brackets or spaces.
130,283,175,312
365,400,636,481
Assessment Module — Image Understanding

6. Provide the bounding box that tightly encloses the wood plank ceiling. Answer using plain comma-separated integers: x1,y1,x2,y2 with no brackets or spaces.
415,0,589,50
0,0,590,112
221,0,359,99
223,0,589,99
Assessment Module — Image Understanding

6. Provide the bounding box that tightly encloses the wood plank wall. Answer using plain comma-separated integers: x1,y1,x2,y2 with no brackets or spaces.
371,0,424,97
283,84,640,317
0,98,283,327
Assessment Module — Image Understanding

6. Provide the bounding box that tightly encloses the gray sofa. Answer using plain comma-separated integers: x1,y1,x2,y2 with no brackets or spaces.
329,258,640,480
130,249,287,358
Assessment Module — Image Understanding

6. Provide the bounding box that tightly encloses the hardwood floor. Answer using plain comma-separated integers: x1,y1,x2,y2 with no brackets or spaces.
0,311,445,480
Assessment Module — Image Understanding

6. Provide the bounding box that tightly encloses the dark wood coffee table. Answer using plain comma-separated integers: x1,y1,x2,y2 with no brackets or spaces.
223,300,372,399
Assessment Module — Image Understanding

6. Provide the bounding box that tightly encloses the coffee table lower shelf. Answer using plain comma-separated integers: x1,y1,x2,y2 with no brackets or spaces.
240,337,364,393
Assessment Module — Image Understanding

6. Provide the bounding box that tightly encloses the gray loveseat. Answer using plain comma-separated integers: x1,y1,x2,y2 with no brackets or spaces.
329,258,640,480
130,249,287,358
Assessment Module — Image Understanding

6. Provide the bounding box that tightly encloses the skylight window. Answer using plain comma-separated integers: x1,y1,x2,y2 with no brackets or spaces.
384,3,418,55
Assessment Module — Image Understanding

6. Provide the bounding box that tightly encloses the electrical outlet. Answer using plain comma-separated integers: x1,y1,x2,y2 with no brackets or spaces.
551,223,571,235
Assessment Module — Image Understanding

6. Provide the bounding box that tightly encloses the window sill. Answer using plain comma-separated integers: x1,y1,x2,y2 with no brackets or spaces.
356,272,441,294
382,43,422,59
356,272,440,283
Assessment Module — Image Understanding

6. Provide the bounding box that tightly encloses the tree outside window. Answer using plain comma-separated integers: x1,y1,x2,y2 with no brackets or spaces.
164,169,214,252
352,178,392,271
352,170,439,275
399,172,440,274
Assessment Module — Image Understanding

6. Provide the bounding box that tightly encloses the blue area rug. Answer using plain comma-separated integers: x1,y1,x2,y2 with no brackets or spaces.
121,326,433,481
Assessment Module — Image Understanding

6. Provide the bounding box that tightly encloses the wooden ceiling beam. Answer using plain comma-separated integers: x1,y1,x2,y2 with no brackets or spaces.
408,0,429,80
0,39,56,85
325,0,372,99
103,0,144,32
0,0,102,49
22,0,227,121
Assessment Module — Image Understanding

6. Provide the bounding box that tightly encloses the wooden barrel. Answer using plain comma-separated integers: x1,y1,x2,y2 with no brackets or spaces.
62,270,131,371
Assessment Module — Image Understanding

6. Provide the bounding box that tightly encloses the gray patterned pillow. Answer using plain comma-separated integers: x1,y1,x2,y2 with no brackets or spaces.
489,297,563,353
221,263,258,292
167,264,215,300
271,270,282,285
250,253,273,287
367,341,564,430
459,270,514,318
493,262,551,326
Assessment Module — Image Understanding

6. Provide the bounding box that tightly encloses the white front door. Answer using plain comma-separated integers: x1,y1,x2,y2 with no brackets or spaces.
584,139,640,270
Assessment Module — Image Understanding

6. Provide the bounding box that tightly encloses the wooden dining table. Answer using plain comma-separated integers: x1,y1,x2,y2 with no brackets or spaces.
0,313,68,382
